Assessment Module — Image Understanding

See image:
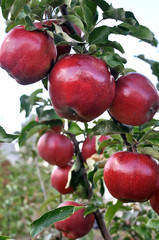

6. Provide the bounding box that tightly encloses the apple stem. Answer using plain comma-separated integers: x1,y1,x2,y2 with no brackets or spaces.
120,134,133,152
94,209,113,240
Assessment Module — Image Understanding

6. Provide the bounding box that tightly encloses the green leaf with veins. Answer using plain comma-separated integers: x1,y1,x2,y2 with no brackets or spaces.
105,200,123,228
0,126,19,143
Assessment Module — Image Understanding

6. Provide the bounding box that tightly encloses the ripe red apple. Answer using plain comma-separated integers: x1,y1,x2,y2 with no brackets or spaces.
0,25,57,85
49,54,115,122
150,166,159,214
35,19,81,58
81,135,111,161
109,72,159,126
37,132,75,167
104,151,158,202
54,201,95,239
51,164,74,194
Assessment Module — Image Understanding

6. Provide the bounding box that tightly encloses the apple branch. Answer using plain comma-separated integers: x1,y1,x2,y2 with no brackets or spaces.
94,209,113,240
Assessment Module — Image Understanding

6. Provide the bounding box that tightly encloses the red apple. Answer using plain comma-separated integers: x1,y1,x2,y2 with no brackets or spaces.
54,201,95,239
81,135,111,161
51,164,74,194
109,72,159,126
35,19,81,58
104,151,158,202
49,54,115,122
0,25,57,85
37,132,75,167
150,166,159,214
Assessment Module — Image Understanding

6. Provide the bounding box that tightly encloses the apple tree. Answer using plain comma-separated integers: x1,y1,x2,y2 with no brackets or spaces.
0,0,159,239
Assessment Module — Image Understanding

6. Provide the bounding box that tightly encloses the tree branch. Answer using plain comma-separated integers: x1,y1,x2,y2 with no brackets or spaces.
94,209,112,240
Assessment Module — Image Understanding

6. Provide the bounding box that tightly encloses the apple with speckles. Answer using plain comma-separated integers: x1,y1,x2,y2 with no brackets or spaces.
109,72,159,126
49,54,115,122
104,151,158,202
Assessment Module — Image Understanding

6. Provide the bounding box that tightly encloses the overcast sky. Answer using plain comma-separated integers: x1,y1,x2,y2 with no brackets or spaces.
0,0,159,133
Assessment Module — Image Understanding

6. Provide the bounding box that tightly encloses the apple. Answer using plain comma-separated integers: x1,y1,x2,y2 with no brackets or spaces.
109,72,159,126
37,132,75,167
49,54,115,122
51,164,74,194
0,25,57,85
35,116,64,133
150,166,159,214
35,19,81,58
81,135,111,161
54,201,95,239
104,151,158,202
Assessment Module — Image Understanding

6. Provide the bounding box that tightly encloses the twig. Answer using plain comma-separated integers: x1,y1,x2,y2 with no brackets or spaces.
34,157,51,211
94,209,112,240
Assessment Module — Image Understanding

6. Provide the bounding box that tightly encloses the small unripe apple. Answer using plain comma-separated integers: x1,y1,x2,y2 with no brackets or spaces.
49,54,115,122
35,19,81,58
109,72,159,126
81,135,111,161
104,151,158,202
51,164,74,194
54,201,95,239
0,25,57,85
37,132,75,167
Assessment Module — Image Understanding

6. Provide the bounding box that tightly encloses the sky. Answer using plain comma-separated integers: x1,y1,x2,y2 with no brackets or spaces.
0,0,159,133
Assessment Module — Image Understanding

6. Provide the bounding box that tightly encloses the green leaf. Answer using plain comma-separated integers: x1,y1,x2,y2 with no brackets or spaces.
0,126,19,143
93,168,103,186
105,41,125,53
68,122,84,135
146,219,159,232
18,121,47,147
91,0,110,11
36,108,62,122
132,225,152,240
0,236,15,240
11,0,31,20
88,26,109,45
138,147,159,160
91,120,131,137
20,89,43,117
30,205,83,239
65,15,85,33
102,52,126,72
84,204,97,216
98,139,121,151
105,200,123,227
1,0,15,19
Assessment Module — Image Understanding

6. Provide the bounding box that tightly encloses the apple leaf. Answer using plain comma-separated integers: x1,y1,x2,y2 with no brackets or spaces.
105,200,123,228
0,236,15,240
145,219,159,232
105,41,125,54
90,120,131,137
98,139,121,151
20,89,43,117
0,126,19,143
11,0,31,20
1,0,15,19
93,168,104,186
65,15,85,33
138,147,159,160
91,0,110,11
68,122,84,135
132,225,152,240
88,26,109,45
36,108,62,121
30,205,83,239
101,52,126,71
84,204,97,217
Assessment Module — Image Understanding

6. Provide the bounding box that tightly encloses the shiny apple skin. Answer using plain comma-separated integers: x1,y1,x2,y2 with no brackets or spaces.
82,135,111,161
35,19,81,58
54,201,95,239
51,164,74,194
49,54,115,122
0,26,56,85
104,151,158,202
150,166,159,214
109,72,159,126
37,132,75,167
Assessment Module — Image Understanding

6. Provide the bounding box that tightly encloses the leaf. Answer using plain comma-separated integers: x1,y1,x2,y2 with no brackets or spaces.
146,219,159,232
11,0,31,20
91,0,110,11
88,26,109,45
65,15,85,33
105,200,123,227
93,168,103,186
138,147,159,160
132,225,152,240
98,139,121,151
0,236,15,240
1,0,15,19
84,204,97,216
20,89,43,117
30,205,83,239
68,122,84,135
90,120,131,138
105,41,125,53
0,126,19,143
18,121,47,147
36,108,62,122
102,52,126,72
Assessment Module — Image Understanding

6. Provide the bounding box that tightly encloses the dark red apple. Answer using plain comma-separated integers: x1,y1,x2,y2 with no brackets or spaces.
0,25,57,85
49,54,115,122
37,132,75,167
109,72,159,126
51,164,74,194
54,201,95,239
104,151,158,202
81,135,111,161
150,166,159,214
35,19,81,58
